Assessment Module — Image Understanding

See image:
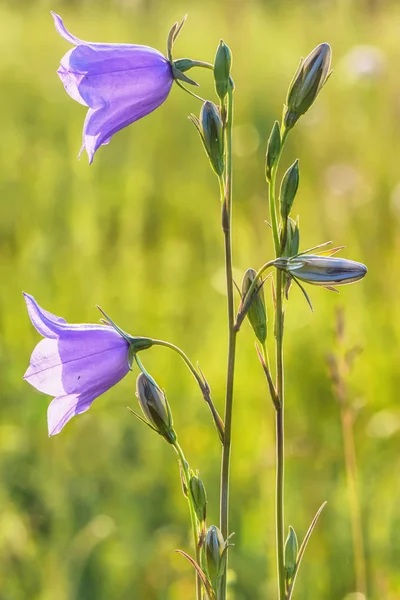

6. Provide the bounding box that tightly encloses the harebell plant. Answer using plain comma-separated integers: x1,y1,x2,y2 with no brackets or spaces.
23,13,367,600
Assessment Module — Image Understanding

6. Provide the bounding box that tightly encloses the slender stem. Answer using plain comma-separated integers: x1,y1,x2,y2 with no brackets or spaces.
269,127,289,600
151,338,224,442
173,442,202,600
275,269,285,600
219,87,236,600
340,406,367,595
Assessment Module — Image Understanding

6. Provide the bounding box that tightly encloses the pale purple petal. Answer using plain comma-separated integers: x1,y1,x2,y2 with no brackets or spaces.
47,392,94,436
52,12,88,46
23,293,119,336
82,72,172,162
24,329,129,397
23,293,131,434
52,12,174,162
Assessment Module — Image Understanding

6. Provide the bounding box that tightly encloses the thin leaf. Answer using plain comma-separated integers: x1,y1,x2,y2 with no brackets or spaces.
173,14,188,41
296,241,333,256
175,550,216,600
314,245,344,257
292,277,314,312
127,407,158,432
255,343,280,410
325,285,339,293
286,501,327,600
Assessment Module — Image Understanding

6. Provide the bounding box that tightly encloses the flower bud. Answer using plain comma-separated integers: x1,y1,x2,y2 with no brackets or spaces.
205,525,227,591
214,40,232,101
283,217,300,258
274,254,367,286
241,268,267,344
280,159,299,220
136,373,176,444
284,526,298,582
189,472,207,523
284,43,332,130
265,121,281,182
190,102,224,177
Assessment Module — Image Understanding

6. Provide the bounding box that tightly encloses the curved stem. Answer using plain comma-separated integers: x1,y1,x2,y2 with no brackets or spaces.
219,86,236,600
151,339,225,442
173,442,202,600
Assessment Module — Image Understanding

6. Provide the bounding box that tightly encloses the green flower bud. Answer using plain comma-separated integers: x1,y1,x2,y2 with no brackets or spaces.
190,101,224,177
273,255,367,287
284,43,332,130
265,121,281,182
241,268,267,344
214,40,232,101
136,373,176,444
283,217,300,258
284,526,298,582
280,159,299,220
189,472,207,523
205,525,227,592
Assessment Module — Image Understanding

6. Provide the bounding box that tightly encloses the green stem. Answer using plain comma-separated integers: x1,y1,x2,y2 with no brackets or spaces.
173,442,202,600
275,269,285,600
151,339,224,442
219,87,236,600
269,127,289,600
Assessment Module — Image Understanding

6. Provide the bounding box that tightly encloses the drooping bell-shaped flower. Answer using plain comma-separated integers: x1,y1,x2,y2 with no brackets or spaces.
52,12,175,163
23,293,151,435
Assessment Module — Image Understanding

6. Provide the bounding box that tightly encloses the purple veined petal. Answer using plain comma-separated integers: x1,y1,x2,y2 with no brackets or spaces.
24,329,129,397
52,12,167,57
24,292,67,338
47,391,94,436
57,51,88,107
81,72,173,162
52,12,88,46
23,293,120,336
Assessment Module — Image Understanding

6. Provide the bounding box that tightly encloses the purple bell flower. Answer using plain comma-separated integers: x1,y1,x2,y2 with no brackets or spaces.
52,12,174,163
23,293,130,436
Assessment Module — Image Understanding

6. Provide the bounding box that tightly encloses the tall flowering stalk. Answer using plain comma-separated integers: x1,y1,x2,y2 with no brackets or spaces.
22,14,368,600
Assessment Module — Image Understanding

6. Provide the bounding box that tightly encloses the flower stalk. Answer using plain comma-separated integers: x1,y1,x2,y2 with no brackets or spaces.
173,441,203,600
219,84,235,600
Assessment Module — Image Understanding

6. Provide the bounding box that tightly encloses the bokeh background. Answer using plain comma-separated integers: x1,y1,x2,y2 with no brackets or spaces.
0,0,399,598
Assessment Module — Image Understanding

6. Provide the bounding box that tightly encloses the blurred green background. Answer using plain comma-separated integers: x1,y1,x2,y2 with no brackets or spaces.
0,0,399,598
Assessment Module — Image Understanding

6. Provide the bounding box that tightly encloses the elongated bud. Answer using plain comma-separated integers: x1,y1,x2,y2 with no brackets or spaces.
136,373,176,444
205,525,227,591
284,43,332,130
241,268,267,344
283,217,300,258
280,159,299,220
189,472,207,523
265,121,281,182
284,526,298,583
273,255,367,286
214,40,232,101
190,102,224,176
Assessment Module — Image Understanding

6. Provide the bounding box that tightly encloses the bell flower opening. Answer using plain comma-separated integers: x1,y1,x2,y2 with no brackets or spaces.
52,12,174,163
23,293,131,436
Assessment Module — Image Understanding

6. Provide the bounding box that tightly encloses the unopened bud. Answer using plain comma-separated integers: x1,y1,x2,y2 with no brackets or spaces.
205,525,227,591
280,159,299,220
284,526,298,582
265,121,281,182
284,43,332,130
136,373,176,444
273,255,367,287
214,40,232,101
283,217,300,258
241,268,267,344
190,102,224,177
189,472,207,523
